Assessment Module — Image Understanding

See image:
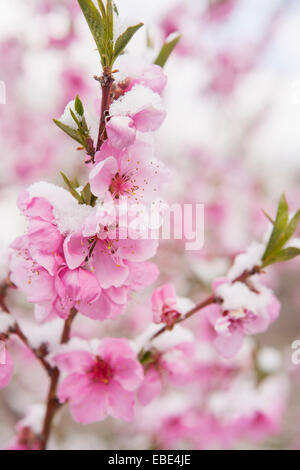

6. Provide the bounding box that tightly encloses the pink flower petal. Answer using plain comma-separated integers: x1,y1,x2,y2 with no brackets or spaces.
107,380,136,422
138,367,162,406
106,116,136,150
89,157,118,198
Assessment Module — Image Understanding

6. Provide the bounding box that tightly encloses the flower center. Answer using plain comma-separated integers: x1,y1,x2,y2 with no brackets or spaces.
90,356,113,384
109,172,138,200
161,308,181,329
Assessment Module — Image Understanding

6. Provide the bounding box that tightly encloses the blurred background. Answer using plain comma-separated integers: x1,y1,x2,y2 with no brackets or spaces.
0,0,300,450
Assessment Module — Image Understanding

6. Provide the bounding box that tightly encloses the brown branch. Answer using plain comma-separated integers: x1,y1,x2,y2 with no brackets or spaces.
0,278,15,313
95,67,114,153
39,307,77,451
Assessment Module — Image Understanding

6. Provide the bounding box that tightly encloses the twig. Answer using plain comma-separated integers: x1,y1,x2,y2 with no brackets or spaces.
39,307,78,450
95,67,114,152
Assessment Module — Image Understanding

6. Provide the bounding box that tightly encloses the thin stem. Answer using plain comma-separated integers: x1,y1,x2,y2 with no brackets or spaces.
95,67,114,152
40,307,77,451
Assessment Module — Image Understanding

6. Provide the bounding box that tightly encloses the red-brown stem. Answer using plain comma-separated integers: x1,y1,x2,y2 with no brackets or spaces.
39,307,77,450
149,265,262,343
0,279,15,313
96,67,114,152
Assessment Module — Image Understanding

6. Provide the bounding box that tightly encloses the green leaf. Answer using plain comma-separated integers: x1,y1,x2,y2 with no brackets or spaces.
73,177,80,188
262,194,289,261
53,119,83,145
106,0,113,38
154,33,181,68
97,0,106,17
69,108,81,128
138,350,156,366
77,0,105,56
263,247,300,267
282,209,300,246
81,183,98,206
75,95,84,116
81,183,92,205
113,23,144,61
60,172,83,204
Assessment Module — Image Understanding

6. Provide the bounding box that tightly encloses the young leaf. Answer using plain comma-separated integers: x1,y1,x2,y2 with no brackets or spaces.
81,183,92,205
69,108,81,128
154,33,181,68
263,247,300,267
75,95,84,117
81,183,98,206
281,209,300,246
60,172,83,204
113,23,144,61
53,119,83,145
138,349,156,366
106,0,114,41
77,0,105,57
97,0,106,17
262,194,289,261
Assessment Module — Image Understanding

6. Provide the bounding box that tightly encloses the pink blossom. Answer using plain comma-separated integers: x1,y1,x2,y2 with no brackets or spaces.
63,209,159,290
6,427,40,451
204,0,237,23
138,366,162,406
109,84,166,141
54,266,101,317
138,341,195,405
0,349,13,389
90,140,167,203
202,279,281,358
17,192,63,275
126,64,168,95
151,283,180,327
106,116,136,150
54,339,144,423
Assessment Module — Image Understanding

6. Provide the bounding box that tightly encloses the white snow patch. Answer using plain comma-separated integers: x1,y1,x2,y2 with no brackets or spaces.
18,404,46,434
228,242,264,281
152,324,194,351
59,100,80,129
28,182,94,234
215,281,270,313
176,296,195,315
257,347,282,373
21,317,64,351
110,84,163,117
0,311,15,333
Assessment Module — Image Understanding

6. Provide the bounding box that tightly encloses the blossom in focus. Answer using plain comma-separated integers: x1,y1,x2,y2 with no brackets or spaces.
53,338,144,423
107,84,166,150
91,139,168,203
